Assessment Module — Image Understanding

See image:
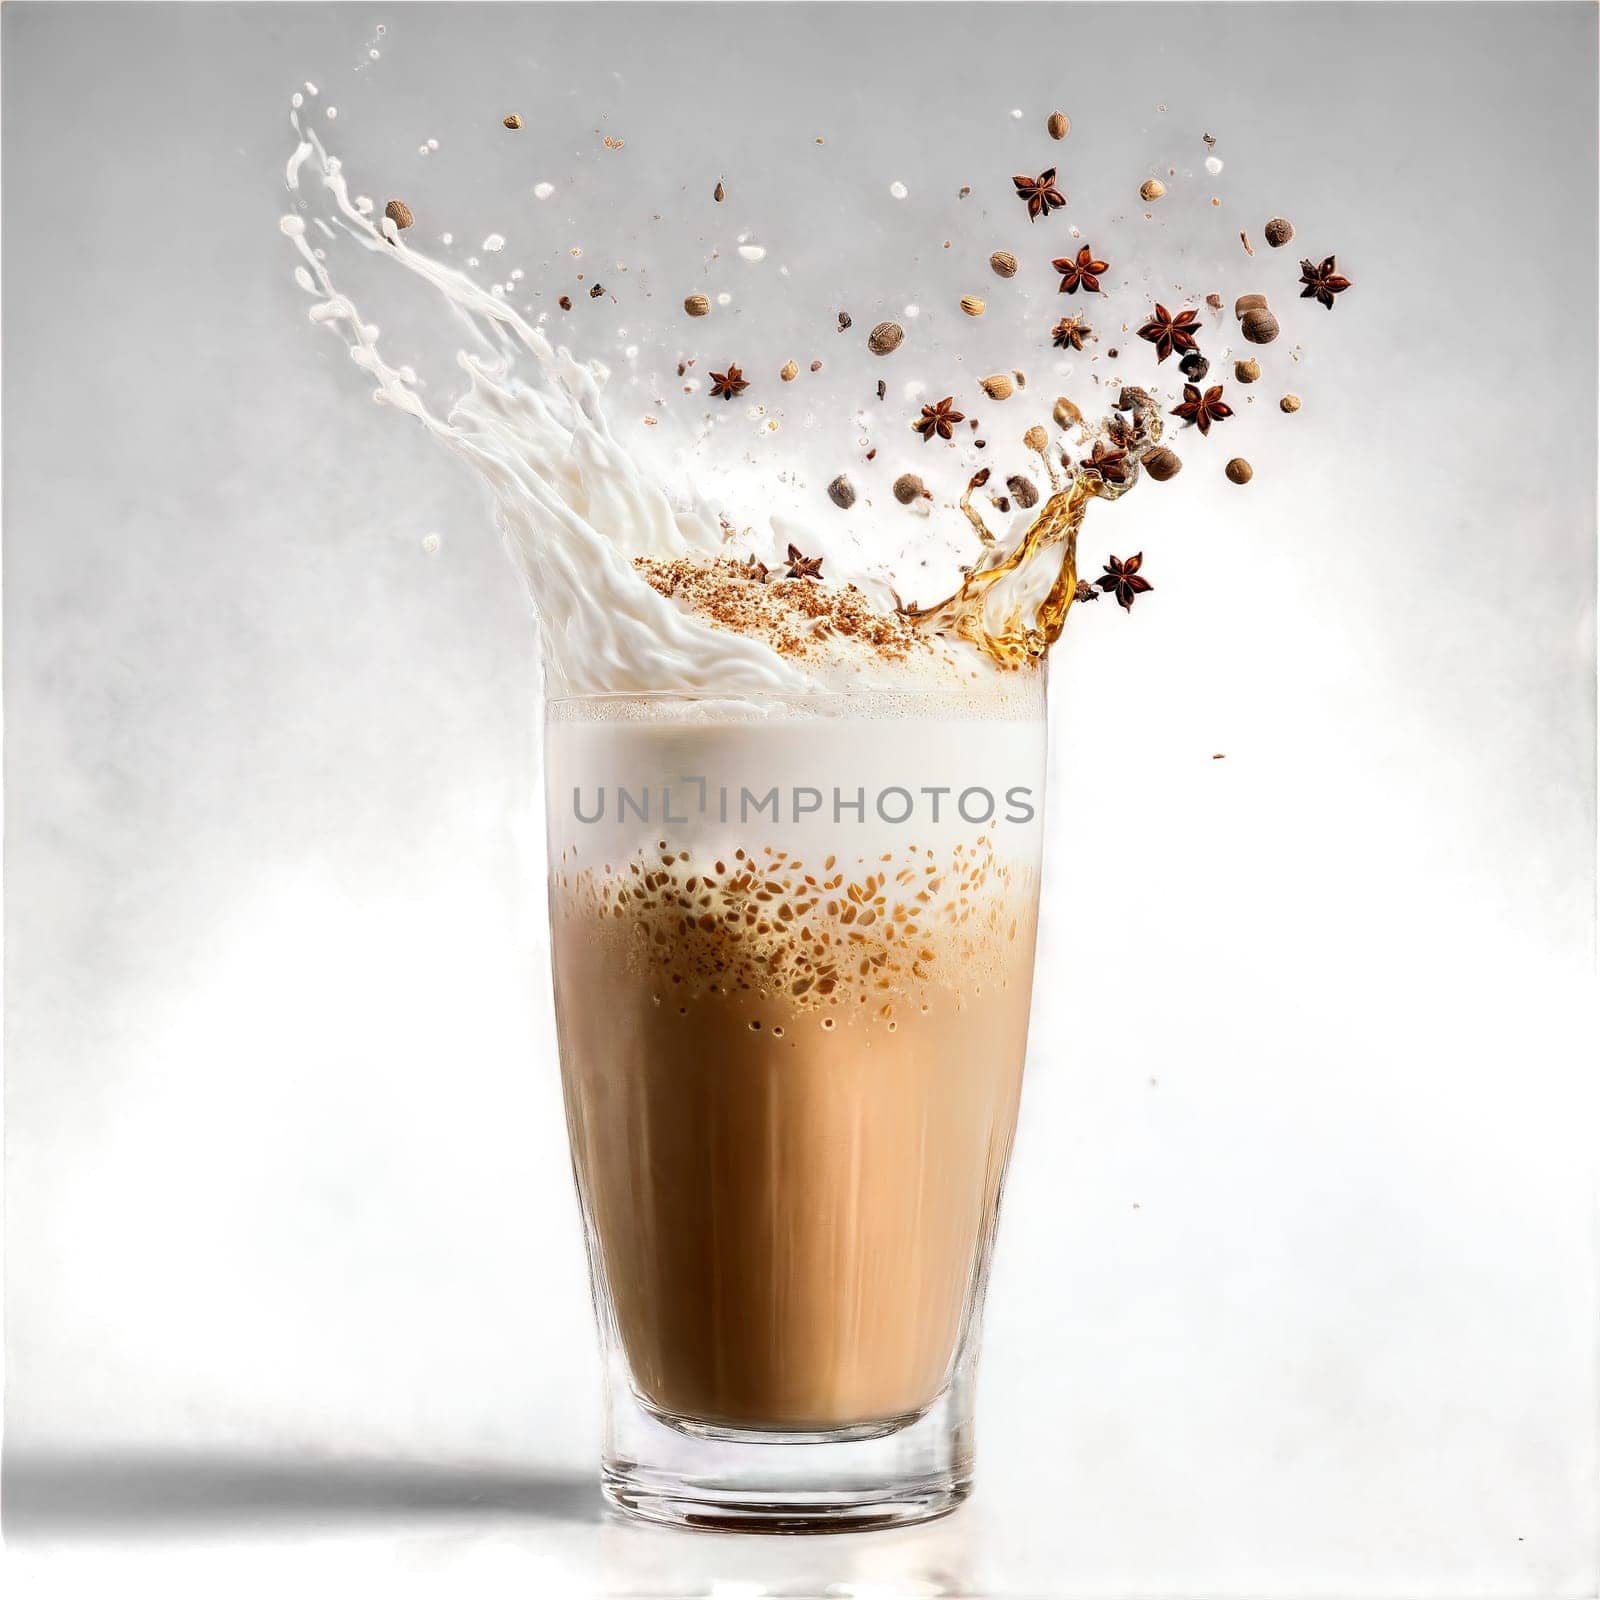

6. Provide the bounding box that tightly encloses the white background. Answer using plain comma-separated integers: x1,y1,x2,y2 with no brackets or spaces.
3,4,1596,1596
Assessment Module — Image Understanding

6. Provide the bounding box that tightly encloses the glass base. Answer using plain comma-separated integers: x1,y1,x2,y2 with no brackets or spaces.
598,1366,976,1535
602,1460,969,1534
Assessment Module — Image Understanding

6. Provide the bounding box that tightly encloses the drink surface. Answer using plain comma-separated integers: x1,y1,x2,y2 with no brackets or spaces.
548,691,1044,1430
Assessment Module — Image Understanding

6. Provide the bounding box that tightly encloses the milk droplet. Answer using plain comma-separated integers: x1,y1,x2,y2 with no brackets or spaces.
466,257,479,268
355,195,374,214
716,292,732,306
889,180,908,199
533,182,555,199
278,215,306,237
376,24,385,34
427,139,438,151
440,232,453,245
902,380,926,402
1205,155,1223,175
422,533,441,554
291,92,303,108
1010,108,1023,119
369,49,379,59
418,145,430,156
483,233,505,252
510,268,524,281
293,266,315,292
326,106,338,119
304,81,319,95
903,304,920,318
737,244,766,262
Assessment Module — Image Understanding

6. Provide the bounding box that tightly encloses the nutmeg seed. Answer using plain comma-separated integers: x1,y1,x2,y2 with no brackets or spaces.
1225,457,1254,485
1047,111,1070,140
1241,308,1280,345
867,321,905,356
1264,216,1294,248
1141,446,1182,482
990,250,1019,279
684,293,710,317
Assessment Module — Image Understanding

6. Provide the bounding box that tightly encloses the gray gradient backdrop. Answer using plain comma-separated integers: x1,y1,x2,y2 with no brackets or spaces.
4,4,1597,1597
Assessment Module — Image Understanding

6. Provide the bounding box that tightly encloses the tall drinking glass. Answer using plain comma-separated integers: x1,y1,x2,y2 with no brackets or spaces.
546,678,1046,1531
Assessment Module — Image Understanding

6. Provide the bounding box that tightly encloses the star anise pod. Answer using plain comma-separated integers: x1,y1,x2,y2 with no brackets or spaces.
1137,303,1201,363
1106,412,1142,451
743,555,770,584
709,362,749,400
1052,246,1108,295
1299,254,1352,310
1012,168,1066,222
784,543,824,581
913,395,964,442
1078,440,1129,485
1052,315,1092,351
1073,579,1101,603
1170,383,1234,436
1096,552,1153,611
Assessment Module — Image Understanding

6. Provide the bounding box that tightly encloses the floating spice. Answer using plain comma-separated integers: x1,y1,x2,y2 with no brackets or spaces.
1141,446,1182,481
714,180,726,202
1225,457,1253,484
1234,358,1261,383
684,293,710,317
990,250,1019,278
1052,246,1107,294
959,295,986,317
1280,393,1302,413
979,373,1015,401
780,359,798,381
827,475,856,509
868,321,905,355
1171,384,1233,435
1264,216,1294,247
913,396,964,441
503,113,523,130
893,472,928,503
784,543,824,580
1137,303,1200,363
1052,315,1091,351
1299,255,1352,309
1097,553,1153,611
383,198,414,229
1139,178,1167,201
709,363,749,400
1013,168,1066,221
1006,474,1040,508
1047,110,1070,140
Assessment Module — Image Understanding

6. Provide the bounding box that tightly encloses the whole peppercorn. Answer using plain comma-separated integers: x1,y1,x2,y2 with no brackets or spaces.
1225,457,1254,484
810,359,823,372
1264,216,1294,247
383,199,414,230
1047,110,1070,140
1139,178,1167,201
827,474,856,509
893,473,927,504
1241,308,1280,345
1280,393,1302,413
780,360,799,381
1141,446,1183,482
1006,474,1040,509
1234,358,1261,383
1179,352,1210,382
868,321,905,355
980,373,1015,401
990,250,1019,278
684,293,710,317
558,295,572,311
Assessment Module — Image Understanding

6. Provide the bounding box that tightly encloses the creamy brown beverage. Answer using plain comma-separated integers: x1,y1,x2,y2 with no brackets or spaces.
546,681,1045,1444
552,762,1038,1432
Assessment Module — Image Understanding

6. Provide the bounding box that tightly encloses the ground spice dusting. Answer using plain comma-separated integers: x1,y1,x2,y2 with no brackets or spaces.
635,556,924,664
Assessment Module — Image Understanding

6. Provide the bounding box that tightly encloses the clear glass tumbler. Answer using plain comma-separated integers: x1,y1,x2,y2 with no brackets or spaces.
545,679,1047,1532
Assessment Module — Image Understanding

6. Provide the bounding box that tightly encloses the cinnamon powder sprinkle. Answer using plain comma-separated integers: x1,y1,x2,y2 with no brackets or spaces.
634,557,923,663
